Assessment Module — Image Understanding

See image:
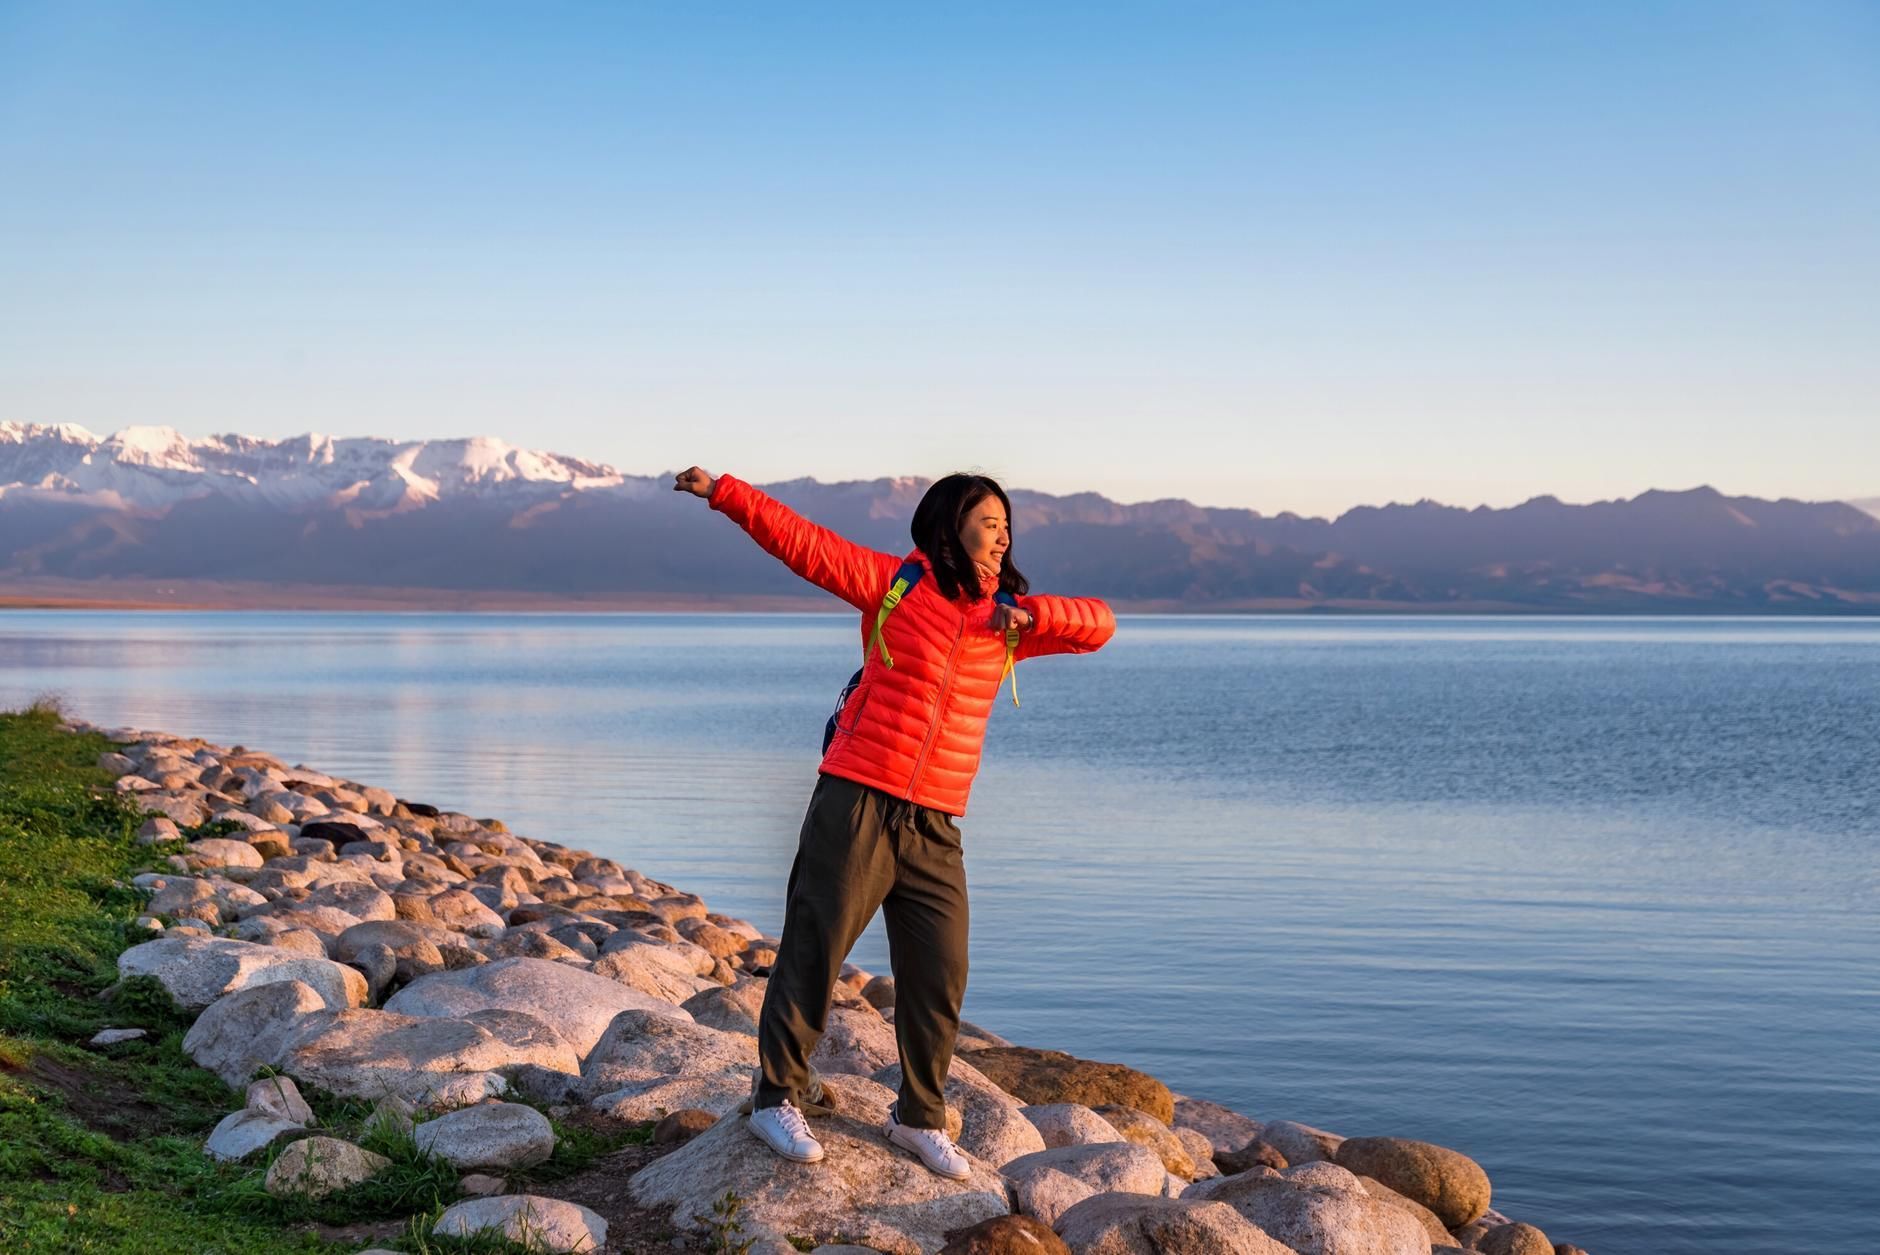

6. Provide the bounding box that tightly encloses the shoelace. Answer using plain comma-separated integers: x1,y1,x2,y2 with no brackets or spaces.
902,1121,962,1157
772,1100,812,1141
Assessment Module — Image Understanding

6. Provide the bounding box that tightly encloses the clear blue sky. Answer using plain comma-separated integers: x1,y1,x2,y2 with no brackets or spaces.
2,1,1875,517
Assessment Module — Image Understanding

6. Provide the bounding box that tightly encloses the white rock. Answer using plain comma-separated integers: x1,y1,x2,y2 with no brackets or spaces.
1022,1102,1132,1149
809,1004,901,1078
279,1008,569,1106
1173,1094,1265,1158
185,838,264,869
432,1194,608,1253
1053,1190,1293,1254
184,979,331,1086
384,957,691,1059
264,1135,390,1199
590,940,716,1004
246,1075,314,1125
580,1009,756,1097
205,1110,308,1162
1183,1161,1429,1255
629,1092,1008,1254
119,935,365,1011
88,1028,147,1046
999,1142,1171,1226
414,1102,555,1170
1259,1119,1344,1166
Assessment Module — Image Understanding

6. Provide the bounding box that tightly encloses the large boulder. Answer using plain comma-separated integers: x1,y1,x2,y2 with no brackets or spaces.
184,978,330,1087
807,1004,900,1077
961,1047,1173,1124
629,1099,1009,1253
1260,1119,1344,1166
413,1101,555,1170
1092,1104,1198,1180
591,938,717,1004
580,1009,757,1107
1353,1174,1454,1246
998,1142,1170,1227
1052,1191,1293,1254
1334,1136,1492,1229
424,888,508,936
279,1008,575,1106
384,957,691,1058
681,977,768,1034
1172,1094,1264,1159
1022,1102,1131,1150
333,920,448,983
1184,1161,1431,1255
117,935,365,1011
185,838,264,870
871,1058,1046,1169
432,1195,608,1253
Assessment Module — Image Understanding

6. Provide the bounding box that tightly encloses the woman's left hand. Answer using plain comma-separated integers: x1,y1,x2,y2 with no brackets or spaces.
990,604,1034,633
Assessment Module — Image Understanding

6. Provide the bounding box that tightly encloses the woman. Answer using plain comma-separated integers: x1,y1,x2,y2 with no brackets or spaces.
673,465,1116,1177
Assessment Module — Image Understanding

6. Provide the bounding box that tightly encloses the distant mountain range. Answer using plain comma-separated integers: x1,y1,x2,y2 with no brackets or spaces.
3,421,1878,613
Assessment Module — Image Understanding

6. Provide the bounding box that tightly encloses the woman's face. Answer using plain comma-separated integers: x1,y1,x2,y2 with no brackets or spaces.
960,494,1010,575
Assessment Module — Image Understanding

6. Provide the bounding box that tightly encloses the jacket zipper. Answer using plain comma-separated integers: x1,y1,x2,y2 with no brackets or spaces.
905,615,966,798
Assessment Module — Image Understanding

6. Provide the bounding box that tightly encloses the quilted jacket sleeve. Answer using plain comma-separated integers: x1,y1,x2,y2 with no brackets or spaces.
1012,593,1117,661
708,473,901,612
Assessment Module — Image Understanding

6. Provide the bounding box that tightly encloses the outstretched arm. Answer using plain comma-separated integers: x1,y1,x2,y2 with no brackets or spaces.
676,467,900,612
1010,593,1117,661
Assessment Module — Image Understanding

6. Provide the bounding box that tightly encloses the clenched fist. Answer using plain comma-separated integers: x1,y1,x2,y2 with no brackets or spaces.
673,466,716,499
990,603,1034,633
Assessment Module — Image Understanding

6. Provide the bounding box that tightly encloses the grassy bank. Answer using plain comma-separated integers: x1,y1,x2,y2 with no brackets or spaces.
0,701,646,1253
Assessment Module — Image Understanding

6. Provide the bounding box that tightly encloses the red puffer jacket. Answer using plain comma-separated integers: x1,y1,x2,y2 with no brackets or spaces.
709,473,1116,816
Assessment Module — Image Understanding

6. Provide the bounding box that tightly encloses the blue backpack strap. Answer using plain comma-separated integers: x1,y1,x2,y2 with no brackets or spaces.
994,589,1021,708
862,559,926,667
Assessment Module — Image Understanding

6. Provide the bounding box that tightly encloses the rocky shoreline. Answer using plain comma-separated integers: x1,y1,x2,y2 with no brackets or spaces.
73,714,1594,1255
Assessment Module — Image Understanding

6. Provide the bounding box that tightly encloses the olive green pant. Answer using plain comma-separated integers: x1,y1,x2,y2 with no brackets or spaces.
752,770,969,1129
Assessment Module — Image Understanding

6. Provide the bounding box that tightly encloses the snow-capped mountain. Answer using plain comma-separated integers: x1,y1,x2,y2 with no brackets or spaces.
3,421,1879,611
0,422,654,516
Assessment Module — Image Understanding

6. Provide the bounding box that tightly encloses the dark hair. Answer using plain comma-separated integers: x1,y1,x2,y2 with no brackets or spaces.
910,473,1030,603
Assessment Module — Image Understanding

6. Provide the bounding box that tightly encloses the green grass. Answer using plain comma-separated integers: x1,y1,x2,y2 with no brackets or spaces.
0,700,650,1253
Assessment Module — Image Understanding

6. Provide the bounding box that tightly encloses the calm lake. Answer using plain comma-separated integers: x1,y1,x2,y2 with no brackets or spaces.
2,611,1874,1255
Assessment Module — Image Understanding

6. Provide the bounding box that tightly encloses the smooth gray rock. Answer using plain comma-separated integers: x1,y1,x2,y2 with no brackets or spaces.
263,1136,390,1199
245,1075,314,1125
117,935,365,1011
183,979,330,1087
384,957,691,1058
1023,1102,1131,1150
1053,1191,1293,1254
432,1194,608,1253
278,1007,573,1106
1183,1161,1430,1255
204,1110,308,1162
630,1075,1008,1252
999,1142,1170,1227
413,1101,555,1170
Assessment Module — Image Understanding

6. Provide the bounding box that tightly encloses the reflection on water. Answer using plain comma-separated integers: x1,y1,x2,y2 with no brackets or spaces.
2,611,1876,1255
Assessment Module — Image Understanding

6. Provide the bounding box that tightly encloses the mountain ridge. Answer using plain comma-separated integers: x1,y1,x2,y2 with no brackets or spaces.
2,423,1877,612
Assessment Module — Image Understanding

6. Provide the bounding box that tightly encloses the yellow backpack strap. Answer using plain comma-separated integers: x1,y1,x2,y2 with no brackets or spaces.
863,560,926,668
1000,629,1020,707
995,591,1021,707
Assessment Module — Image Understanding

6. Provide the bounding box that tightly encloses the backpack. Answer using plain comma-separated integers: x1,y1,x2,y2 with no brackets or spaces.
822,558,1021,755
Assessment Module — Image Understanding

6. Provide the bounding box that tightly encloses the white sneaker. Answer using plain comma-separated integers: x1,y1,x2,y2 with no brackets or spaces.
748,1098,824,1163
885,1101,971,1180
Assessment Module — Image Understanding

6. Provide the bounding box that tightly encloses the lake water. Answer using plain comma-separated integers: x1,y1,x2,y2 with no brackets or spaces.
2,611,1874,1255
